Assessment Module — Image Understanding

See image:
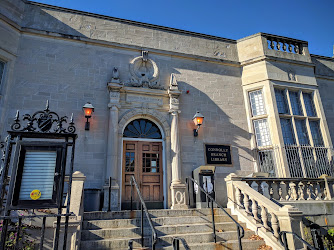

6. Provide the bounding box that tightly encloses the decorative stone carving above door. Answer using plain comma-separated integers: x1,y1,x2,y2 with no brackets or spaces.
127,51,164,89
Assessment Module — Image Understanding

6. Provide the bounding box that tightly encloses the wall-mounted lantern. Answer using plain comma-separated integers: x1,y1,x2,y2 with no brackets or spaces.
193,111,204,137
82,102,94,130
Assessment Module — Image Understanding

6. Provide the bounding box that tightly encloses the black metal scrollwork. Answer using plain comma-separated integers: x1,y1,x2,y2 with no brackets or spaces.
10,100,76,133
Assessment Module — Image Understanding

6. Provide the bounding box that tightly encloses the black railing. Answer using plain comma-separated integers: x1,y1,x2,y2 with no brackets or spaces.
173,237,189,250
0,212,74,250
129,176,157,249
279,231,318,250
186,177,244,250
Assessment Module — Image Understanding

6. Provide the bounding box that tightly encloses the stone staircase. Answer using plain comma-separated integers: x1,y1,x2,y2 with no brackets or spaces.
81,208,267,250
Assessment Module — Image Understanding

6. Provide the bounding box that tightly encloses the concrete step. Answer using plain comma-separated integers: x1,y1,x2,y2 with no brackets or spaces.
161,239,266,250
81,222,246,241
80,230,257,249
83,214,239,230
83,208,231,221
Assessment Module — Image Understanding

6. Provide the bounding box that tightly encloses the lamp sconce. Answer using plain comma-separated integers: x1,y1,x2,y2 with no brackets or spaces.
82,102,94,130
193,111,204,137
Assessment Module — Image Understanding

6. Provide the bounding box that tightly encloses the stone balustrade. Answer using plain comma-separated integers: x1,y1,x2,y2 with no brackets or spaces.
241,176,334,202
262,33,306,55
226,174,304,249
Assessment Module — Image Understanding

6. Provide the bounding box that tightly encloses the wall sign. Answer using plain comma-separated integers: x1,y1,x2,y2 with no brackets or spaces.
205,144,232,166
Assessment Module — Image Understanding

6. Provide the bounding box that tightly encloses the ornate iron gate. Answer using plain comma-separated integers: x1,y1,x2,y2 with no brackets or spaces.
0,101,77,249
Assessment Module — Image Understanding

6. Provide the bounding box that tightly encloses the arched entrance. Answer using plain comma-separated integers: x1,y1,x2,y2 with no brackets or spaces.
121,118,164,209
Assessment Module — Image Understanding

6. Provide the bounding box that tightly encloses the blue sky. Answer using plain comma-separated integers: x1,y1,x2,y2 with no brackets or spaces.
33,0,334,57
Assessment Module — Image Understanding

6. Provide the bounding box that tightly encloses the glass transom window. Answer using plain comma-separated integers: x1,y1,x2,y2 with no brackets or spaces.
123,119,162,139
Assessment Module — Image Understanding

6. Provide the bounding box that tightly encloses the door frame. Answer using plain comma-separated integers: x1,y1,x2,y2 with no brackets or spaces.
120,137,167,209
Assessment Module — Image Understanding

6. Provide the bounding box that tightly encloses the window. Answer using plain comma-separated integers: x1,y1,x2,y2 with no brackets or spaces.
303,93,316,117
275,89,289,114
280,118,295,145
0,60,4,86
295,119,309,145
249,90,266,116
248,90,276,176
253,119,271,147
289,91,303,115
309,121,323,146
274,88,331,178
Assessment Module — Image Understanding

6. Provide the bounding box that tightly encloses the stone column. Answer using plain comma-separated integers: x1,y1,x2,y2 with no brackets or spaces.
168,74,188,209
103,81,122,211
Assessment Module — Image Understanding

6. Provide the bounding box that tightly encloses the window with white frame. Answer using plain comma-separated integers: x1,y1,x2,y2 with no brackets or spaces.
274,88,332,178
248,89,276,176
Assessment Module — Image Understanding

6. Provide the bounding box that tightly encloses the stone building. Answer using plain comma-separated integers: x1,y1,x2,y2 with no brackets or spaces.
0,0,334,218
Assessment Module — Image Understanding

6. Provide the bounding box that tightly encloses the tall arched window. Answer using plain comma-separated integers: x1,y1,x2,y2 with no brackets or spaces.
123,119,162,139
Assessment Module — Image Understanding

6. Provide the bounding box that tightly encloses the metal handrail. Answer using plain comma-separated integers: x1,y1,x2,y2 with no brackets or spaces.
186,177,244,250
279,231,318,250
129,176,157,250
172,237,189,250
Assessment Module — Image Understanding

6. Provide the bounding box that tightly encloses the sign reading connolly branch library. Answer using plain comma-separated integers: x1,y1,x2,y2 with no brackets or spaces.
205,144,232,166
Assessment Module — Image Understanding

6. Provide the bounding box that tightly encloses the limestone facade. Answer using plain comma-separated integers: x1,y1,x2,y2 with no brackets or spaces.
1,0,334,210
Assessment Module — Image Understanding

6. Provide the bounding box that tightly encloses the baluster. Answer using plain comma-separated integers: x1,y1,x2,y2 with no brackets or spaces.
268,181,274,199
298,182,306,200
288,43,293,52
235,187,242,208
289,181,298,200
315,182,321,200
260,205,269,230
286,181,291,200
270,213,279,238
294,44,299,54
256,181,263,195
282,41,287,51
252,199,259,221
307,182,313,200
278,182,284,201
276,40,281,51
320,182,327,200
244,193,251,214
324,186,330,201
270,40,275,49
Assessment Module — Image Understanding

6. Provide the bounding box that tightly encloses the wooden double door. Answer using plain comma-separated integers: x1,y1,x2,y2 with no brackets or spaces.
122,141,163,209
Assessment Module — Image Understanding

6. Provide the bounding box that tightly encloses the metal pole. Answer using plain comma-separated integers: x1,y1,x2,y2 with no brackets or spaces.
211,200,216,243
186,178,190,206
0,218,9,250
108,176,112,212
173,238,180,250
14,218,22,250
237,226,243,250
40,217,46,250
0,137,12,211
282,232,289,250
128,240,133,250
130,178,133,211
63,137,76,250
141,204,144,247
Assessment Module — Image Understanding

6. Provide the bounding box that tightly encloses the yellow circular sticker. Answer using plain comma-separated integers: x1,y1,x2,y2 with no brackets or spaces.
30,190,41,200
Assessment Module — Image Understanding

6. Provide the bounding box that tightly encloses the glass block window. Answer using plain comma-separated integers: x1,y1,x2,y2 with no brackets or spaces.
0,61,4,86
253,119,271,147
289,91,303,116
249,90,266,116
295,119,309,145
275,89,289,114
280,118,295,145
309,121,323,146
303,93,316,117
123,119,162,139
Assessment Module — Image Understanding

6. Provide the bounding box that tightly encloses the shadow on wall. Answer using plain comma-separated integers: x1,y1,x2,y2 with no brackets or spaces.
168,60,253,205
